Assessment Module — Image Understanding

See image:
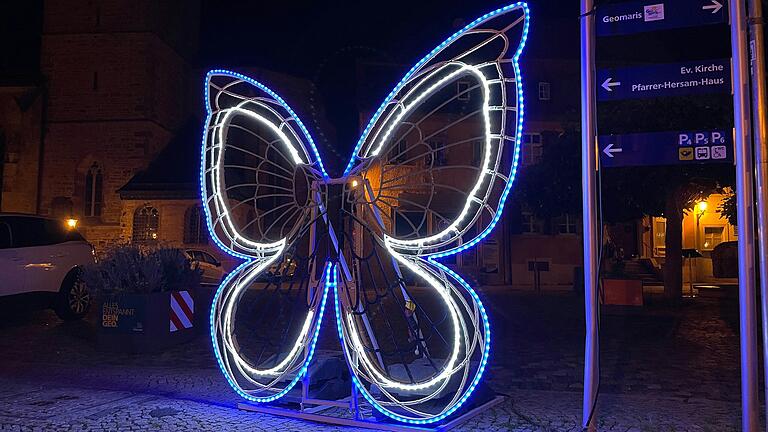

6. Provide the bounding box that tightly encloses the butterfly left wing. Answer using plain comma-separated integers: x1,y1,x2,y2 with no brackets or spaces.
203,71,331,402
336,3,529,423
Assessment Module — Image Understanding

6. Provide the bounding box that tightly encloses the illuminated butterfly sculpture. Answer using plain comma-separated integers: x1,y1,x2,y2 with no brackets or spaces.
201,3,528,425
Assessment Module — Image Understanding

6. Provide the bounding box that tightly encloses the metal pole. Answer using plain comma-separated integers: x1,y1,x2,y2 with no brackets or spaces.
731,0,760,430
746,0,768,429
580,0,599,430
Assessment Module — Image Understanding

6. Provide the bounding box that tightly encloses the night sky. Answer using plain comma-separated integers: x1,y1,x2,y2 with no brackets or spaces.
0,0,737,172
198,1,580,170
199,1,580,73
0,1,579,173
0,1,579,77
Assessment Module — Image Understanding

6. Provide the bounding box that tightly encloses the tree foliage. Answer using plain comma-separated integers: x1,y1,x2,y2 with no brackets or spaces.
513,128,582,220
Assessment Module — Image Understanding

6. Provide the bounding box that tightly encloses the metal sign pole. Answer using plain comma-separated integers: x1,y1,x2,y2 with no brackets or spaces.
746,0,768,429
580,0,599,430
730,0,760,430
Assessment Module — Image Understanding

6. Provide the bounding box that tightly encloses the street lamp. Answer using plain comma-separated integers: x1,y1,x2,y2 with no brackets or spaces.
690,200,708,297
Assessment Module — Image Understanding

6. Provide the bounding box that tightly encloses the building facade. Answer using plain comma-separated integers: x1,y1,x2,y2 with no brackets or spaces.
0,0,200,252
355,58,582,288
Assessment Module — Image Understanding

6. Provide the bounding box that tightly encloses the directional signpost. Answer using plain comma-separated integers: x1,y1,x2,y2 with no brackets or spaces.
599,129,733,167
598,59,731,101
582,1,747,428
597,0,727,36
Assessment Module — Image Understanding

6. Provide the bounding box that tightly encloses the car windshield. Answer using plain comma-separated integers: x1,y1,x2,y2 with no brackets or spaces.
0,216,85,248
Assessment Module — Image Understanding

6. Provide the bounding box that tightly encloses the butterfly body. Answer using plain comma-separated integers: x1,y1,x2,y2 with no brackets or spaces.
202,2,529,424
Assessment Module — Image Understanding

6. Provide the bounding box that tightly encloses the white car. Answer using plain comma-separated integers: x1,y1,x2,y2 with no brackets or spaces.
0,214,95,320
184,249,226,286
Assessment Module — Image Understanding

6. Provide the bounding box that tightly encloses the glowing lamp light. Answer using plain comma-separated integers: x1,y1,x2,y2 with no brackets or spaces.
351,179,359,188
66,219,78,229
697,201,708,213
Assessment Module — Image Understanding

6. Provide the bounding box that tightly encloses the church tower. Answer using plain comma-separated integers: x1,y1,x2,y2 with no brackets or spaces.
38,0,199,249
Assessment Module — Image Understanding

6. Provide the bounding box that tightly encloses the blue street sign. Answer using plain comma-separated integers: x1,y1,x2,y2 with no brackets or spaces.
599,129,733,168
597,59,731,101
597,0,728,37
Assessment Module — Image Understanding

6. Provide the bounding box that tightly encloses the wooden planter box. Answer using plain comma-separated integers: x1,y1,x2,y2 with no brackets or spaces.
602,278,644,306
97,290,197,353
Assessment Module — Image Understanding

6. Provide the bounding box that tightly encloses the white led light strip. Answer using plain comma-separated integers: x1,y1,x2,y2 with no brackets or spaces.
365,63,493,252
205,77,324,399
206,98,309,254
343,249,463,390
335,251,486,419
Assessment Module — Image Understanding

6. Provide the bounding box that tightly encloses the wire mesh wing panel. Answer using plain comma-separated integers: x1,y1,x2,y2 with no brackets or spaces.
347,5,528,258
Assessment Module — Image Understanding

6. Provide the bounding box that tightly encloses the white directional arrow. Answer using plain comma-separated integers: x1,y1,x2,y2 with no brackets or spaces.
603,143,623,158
702,0,723,14
601,78,621,92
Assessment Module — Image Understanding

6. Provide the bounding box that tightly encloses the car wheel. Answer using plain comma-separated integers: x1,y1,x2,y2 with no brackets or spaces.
54,268,90,321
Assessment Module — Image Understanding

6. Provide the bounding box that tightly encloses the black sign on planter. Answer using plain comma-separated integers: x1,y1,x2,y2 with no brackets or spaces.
98,291,197,353
102,295,144,332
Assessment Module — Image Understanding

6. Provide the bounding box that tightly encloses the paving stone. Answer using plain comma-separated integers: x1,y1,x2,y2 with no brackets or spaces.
0,294,755,430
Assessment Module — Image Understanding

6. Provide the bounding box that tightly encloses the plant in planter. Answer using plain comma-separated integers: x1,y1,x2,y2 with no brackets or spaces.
82,245,202,352
602,258,643,307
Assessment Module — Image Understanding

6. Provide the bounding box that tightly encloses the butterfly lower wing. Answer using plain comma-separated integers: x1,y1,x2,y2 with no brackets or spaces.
211,218,332,402
334,220,489,422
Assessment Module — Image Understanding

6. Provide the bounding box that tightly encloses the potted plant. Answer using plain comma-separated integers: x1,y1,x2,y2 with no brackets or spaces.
602,259,644,307
82,245,202,352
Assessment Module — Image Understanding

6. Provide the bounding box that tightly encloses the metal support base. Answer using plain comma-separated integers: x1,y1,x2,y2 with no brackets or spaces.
237,395,505,432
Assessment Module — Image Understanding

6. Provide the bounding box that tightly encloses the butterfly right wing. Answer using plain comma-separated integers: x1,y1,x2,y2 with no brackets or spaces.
333,2,528,423
203,70,330,401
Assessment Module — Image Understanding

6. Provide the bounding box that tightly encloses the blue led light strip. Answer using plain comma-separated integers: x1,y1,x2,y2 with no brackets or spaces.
201,1,529,425
210,261,332,403
204,69,330,180
343,2,529,177
334,2,528,424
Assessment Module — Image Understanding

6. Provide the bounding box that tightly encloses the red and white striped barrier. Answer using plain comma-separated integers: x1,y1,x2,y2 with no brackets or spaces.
170,291,194,332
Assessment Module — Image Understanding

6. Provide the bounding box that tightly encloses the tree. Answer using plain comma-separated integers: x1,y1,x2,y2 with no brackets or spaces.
515,125,735,301
718,189,737,226
514,128,582,222
601,166,732,299
597,92,735,301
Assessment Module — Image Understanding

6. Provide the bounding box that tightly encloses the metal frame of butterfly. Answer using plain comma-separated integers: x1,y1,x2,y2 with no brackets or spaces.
200,2,529,425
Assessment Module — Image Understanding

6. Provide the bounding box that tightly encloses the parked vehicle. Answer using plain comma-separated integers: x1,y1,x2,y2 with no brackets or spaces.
255,254,298,283
0,214,95,320
184,249,226,286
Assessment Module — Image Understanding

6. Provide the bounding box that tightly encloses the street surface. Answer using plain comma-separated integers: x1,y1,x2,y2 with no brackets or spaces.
0,290,750,431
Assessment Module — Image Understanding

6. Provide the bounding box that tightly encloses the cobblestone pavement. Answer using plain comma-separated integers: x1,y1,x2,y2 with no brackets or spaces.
0,290,753,431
